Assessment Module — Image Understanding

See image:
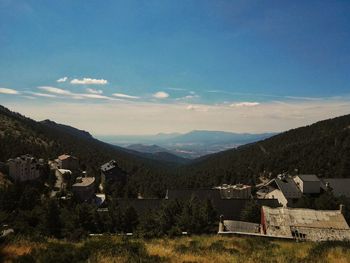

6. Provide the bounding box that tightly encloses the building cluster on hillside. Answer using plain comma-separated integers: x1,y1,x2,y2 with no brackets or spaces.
4,154,350,241
257,174,350,207
219,173,350,241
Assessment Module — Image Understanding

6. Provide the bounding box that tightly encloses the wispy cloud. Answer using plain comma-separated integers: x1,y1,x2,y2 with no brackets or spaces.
230,102,260,107
153,91,169,99
56,77,68,83
81,94,112,100
166,87,188,91
86,88,103,94
38,86,72,95
35,86,116,100
29,92,57,98
0,87,19,94
70,78,108,85
112,93,140,99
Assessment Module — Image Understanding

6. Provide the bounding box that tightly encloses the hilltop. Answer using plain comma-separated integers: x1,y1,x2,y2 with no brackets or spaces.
179,114,350,187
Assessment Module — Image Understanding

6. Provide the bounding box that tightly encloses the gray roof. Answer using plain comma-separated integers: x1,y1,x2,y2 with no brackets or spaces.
274,178,302,198
101,160,118,172
321,178,350,198
297,174,320,182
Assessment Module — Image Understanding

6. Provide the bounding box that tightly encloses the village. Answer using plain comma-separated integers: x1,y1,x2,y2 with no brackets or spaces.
2,153,350,242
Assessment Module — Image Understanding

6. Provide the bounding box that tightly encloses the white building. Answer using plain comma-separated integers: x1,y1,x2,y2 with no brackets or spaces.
7,155,41,182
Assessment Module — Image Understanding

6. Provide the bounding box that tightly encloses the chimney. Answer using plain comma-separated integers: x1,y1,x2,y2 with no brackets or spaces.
340,204,345,214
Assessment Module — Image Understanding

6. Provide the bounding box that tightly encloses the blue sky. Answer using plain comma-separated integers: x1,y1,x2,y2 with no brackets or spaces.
1,1,350,135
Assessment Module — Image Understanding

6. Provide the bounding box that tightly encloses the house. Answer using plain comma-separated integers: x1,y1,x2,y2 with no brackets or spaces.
57,154,79,170
262,175,302,207
7,155,41,182
321,178,350,198
54,169,71,191
293,174,320,194
261,205,350,241
213,184,252,199
100,160,127,187
72,177,95,201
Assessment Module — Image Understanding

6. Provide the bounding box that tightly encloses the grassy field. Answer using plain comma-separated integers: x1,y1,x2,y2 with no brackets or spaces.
1,234,350,263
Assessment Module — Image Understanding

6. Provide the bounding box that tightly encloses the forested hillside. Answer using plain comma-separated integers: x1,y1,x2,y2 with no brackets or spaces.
2,104,350,193
0,105,173,197
179,114,350,187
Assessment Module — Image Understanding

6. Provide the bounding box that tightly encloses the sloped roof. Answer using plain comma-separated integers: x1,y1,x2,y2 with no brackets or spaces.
58,154,77,161
274,178,302,198
263,206,349,230
297,174,320,182
72,177,95,187
101,160,118,172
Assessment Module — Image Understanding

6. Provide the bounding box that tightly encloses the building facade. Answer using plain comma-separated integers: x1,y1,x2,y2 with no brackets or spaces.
293,174,320,194
7,155,41,182
57,154,79,170
72,177,95,201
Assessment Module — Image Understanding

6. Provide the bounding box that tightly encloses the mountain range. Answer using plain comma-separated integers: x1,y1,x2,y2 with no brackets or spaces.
98,130,276,158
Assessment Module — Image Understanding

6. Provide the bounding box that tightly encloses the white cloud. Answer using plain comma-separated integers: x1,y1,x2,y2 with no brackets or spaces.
38,86,72,95
70,78,108,85
56,77,68,83
86,88,103,94
81,94,112,100
153,91,169,99
30,92,57,98
112,93,140,99
21,96,36,100
0,87,19,94
230,102,260,107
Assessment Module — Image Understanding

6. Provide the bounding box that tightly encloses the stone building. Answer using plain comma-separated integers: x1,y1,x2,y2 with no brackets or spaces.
7,155,41,182
57,154,79,170
261,205,350,241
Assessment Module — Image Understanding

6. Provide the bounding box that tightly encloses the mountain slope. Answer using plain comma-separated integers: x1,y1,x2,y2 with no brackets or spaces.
179,114,350,187
0,105,174,197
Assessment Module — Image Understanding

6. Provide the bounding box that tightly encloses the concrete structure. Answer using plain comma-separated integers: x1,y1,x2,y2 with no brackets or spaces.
294,174,320,194
57,154,79,170
219,219,260,234
213,184,252,199
72,177,95,201
261,206,350,241
7,155,41,182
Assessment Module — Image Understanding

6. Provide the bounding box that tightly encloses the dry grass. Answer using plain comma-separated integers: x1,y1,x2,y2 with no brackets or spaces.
1,235,350,263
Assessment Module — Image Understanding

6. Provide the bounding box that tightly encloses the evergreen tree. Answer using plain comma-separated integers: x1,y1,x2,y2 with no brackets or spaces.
45,199,62,238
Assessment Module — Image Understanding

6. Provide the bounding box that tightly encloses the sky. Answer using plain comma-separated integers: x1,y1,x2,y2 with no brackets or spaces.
0,0,350,135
